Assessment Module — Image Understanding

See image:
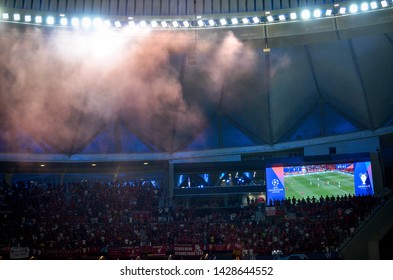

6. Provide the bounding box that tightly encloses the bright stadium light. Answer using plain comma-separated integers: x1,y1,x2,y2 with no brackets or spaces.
93,18,103,29
326,9,333,16
161,21,168,27
172,21,180,27
128,20,135,27
13,14,21,21
60,17,68,26
114,21,122,28
2,13,9,20
82,17,92,28
349,4,359,13
46,16,55,25
381,0,388,7
361,2,369,11
370,1,378,9
266,15,274,22
231,18,239,25
71,17,79,27
24,15,32,22
35,15,42,23
183,20,190,27
313,9,322,18
242,17,250,24
197,19,204,27
208,19,215,26
290,12,297,20
139,20,147,28
103,20,111,28
220,18,227,25
252,17,260,23
301,10,311,20
339,7,347,14
150,20,158,28
278,15,286,21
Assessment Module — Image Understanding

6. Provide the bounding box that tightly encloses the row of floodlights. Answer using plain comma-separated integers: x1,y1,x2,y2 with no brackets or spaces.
1,1,391,29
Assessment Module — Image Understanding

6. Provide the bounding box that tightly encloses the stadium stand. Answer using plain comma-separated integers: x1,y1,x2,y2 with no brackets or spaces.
1,0,393,262
0,179,388,260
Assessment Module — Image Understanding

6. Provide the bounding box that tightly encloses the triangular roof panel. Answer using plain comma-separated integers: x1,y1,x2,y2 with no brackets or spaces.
119,123,154,153
222,117,258,148
186,115,220,151
82,124,117,154
14,128,53,154
324,103,361,136
285,106,322,142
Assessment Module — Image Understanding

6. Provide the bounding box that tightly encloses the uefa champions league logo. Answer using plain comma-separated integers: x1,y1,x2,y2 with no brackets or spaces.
272,179,280,187
359,172,368,185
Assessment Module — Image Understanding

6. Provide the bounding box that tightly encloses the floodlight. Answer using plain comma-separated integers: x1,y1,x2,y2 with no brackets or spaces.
220,18,227,25
139,20,147,28
93,18,103,29
114,21,122,28
381,1,388,7
339,7,347,14
231,18,239,25
24,15,32,22
242,17,250,24
46,16,55,25
71,17,79,27
183,21,190,27
172,21,179,27
103,20,111,28
2,13,9,20
326,9,333,16
13,14,21,21
370,1,378,9
197,19,204,27
313,9,322,18
267,15,274,22
60,17,68,26
278,15,286,21
252,17,260,23
301,10,311,20
208,19,215,26
151,20,158,28
361,2,369,11
349,4,359,13
161,21,168,27
35,16,42,23
128,20,135,27
82,17,92,28
290,13,297,20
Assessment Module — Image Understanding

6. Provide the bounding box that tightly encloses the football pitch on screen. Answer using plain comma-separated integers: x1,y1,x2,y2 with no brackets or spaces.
284,172,354,199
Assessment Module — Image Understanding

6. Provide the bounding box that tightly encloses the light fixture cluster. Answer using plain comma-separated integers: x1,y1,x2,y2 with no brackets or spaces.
0,1,391,30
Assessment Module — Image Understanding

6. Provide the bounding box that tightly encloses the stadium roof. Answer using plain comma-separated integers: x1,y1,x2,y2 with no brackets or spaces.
0,0,393,163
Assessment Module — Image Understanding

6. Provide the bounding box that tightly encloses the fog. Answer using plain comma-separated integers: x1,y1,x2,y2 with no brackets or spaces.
0,26,257,153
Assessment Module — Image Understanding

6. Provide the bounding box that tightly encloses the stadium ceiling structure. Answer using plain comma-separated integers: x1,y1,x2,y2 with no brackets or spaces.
0,0,393,163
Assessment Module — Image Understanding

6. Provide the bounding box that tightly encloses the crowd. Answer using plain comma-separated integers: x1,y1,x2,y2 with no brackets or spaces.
0,179,386,259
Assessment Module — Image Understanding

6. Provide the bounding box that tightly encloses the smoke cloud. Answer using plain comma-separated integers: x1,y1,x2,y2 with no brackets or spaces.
0,25,257,154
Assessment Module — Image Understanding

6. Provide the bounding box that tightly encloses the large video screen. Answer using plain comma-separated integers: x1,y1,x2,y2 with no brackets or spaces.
266,162,374,202
175,170,265,188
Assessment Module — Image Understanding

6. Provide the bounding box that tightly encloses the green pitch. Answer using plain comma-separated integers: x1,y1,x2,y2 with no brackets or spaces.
284,172,354,200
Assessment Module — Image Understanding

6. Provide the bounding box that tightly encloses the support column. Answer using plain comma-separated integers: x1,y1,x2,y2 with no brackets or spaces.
370,152,384,195
168,160,175,203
